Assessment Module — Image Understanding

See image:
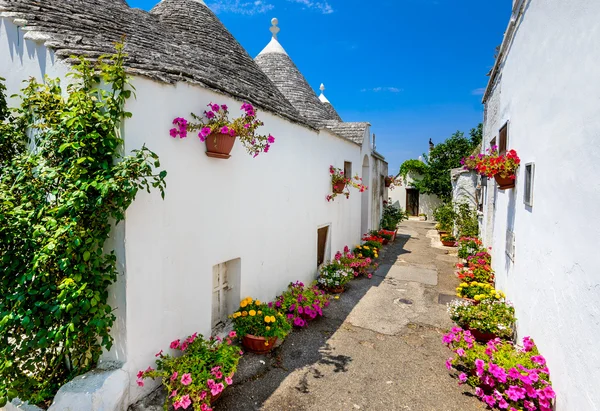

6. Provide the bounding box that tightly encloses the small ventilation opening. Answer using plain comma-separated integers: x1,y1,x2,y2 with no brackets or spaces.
317,226,330,267
211,258,241,335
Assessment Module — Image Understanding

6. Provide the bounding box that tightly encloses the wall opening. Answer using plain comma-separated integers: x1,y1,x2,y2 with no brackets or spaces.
499,122,508,155
524,163,534,207
211,258,241,335
406,188,419,216
317,225,330,267
344,161,352,179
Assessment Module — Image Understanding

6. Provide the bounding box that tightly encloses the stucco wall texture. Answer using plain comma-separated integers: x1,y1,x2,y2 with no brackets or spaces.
481,1,600,409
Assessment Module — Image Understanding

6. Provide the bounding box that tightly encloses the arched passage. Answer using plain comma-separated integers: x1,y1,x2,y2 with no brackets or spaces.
361,154,370,235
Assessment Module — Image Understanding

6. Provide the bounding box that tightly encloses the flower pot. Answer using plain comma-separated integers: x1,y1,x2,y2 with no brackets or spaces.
324,285,345,294
205,132,236,159
332,181,346,194
466,327,499,343
462,297,480,306
211,390,224,404
384,180,392,188
441,239,456,247
382,238,389,245
241,334,278,354
419,216,426,221
494,174,515,190
438,230,449,236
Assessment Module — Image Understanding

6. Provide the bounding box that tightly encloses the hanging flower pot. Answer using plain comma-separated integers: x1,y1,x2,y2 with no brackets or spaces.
332,181,346,194
494,174,516,190
241,334,278,354
205,132,236,159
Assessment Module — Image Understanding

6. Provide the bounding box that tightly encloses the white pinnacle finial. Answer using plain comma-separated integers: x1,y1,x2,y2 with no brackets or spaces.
320,83,325,92
270,18,280,39
318,83,330,103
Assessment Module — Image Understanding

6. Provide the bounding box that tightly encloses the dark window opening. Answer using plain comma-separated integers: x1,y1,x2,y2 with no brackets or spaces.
317,226,329,266
499,123,508,155
344,161,352,179
524,163,534,206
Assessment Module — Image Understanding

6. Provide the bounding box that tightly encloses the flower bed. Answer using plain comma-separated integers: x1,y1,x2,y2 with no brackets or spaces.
448,299,515,341
318,261,353,292
275,282,330,327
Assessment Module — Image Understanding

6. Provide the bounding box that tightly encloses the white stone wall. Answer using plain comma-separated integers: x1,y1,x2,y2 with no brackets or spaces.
1,16,377,408
481,1,600,408
388,172,442,220
450,168,478,209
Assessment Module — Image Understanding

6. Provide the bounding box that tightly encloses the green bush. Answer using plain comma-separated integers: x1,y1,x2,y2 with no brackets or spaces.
0,45,166,405
455,202,479,238
433,203,456,231
380,202,407,230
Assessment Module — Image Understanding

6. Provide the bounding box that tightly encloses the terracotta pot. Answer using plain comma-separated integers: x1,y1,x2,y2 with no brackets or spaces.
494,174,515,190
384,179,392,188
438,230,449,236
241,334,278,354
324,285,345,294
382,238,389,245
211,390,224,404
441,239,456,247
332,181,346,194
462,297,480,306
466,327,499,343
205,132,236,159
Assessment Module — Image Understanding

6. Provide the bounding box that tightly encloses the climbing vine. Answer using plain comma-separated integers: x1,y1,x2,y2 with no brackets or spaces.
398,159,428,180
0,44,167,406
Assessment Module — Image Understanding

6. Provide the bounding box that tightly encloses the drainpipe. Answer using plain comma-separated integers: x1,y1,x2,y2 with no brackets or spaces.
482,0,526,103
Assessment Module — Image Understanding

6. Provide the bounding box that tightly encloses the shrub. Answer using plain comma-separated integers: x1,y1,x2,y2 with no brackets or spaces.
138,333,240,411
380,202,407,230
457,237,483,259
433,203,456,232
275,282,330,327
0,45,166,406
455,203,479,238
447,300,515,340
231,297,291,340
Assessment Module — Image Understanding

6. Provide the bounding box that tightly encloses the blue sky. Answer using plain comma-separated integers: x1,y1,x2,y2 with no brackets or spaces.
128,0,509,173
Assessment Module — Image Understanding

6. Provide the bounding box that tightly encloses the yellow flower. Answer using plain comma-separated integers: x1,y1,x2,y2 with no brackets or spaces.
264,316,271,323
364,246,370,250
240,301,248,308
270,316,276,323
460,283,468,287
334,296,340,300
255,300,261,305
249,310,256,316
474,295,482,301
358,254,363,258
257,310,262,315
266,326,271,331
356,245,362,249
265,341,269,346
242,311,248,317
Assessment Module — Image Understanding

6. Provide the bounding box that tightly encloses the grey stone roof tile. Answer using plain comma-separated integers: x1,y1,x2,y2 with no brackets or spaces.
0,0,311,127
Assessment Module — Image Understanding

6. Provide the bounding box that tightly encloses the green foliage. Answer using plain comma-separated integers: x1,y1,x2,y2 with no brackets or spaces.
433,203,456,232
139,333,240,410
0,44,167,405
455,203,479,238
231,297,291,339
448,300,515,339
380,202,407,230
469,123,483,148
398,158,427,180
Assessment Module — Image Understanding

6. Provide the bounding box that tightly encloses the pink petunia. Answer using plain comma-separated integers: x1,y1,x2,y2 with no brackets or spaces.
445,358,453,370
136,378,144,387
170,128,178,138
267,135,275,144
225,376,233,385
170,339,181,349
170,371,178,382
180,395,192,409
181,373,193,386
170,390,178,398
458,373,467,384
155,349,163,357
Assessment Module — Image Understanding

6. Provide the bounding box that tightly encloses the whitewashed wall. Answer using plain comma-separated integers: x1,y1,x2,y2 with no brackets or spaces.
481,1,600,409
450,168,478,209
1,18,371,408
388,172,442,220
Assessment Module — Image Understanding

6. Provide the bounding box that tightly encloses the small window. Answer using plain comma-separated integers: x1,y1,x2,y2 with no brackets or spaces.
317,226,330,266
499,122,508,155
344,161,352,179
524,163,534,206
212,258,241,334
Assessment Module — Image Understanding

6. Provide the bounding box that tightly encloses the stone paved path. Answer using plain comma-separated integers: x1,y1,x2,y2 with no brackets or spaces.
131,220,485,411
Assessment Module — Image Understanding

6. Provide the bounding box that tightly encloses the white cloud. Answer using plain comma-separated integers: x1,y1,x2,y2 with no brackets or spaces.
209,0,274,15
286,0,334,14
361,87,403,93
471,87,486,96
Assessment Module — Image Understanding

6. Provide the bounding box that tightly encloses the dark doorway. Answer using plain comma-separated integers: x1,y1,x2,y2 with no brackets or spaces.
406,189,419,216
317,226,329,266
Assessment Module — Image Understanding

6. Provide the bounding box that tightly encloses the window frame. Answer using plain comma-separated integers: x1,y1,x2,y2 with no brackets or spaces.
498,122,509,155
523,162,535,207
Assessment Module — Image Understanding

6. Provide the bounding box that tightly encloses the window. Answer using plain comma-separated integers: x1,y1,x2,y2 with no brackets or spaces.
211,258,241,334
524,163,534,206
344,161,352,179
317,226,330,266
499,122,508,155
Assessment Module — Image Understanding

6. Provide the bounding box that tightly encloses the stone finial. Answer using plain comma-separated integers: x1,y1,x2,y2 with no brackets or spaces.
270,18,280,39
320,83,325,92
318,83,330,103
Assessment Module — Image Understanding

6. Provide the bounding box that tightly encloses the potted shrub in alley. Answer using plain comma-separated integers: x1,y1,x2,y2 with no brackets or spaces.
441,235,457,247
231,297,292,354
462,147,521,190
137,333,240,409
336,246,377,278
275,282,330,327
326,166,368,201
418,213,427,221
447,299,515,342
318,261,353,293
170,102,275,159
380,202,407,233
456,281,505,303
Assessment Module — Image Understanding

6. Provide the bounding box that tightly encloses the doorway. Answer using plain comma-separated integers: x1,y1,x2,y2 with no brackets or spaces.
406,188,419,216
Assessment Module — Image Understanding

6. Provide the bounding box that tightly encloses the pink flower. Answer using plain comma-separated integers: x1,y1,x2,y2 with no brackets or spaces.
445,358,453,370
229,331,237,338
211,104,220,112
221,104,228,111
264,143,270,153
181,342,189,351
137,370,144,379
155,349,163,357
267,135,275,144
367,274,373,279
170,371,179,382
239,350,244,355
244,123,251,129
225,376,233,385
181,373,193,386
170,128,178,138
458,373,467,384
180,395,192,409
206,111,215,119
200,404,212,411
220,126,229,134
173,400,182,409
170,339,181,349
136,378,144,387
456,348,465,357
506,386,526,401
213,371,223,379
200,391,207,400
498,398,509,409
170,390,178,398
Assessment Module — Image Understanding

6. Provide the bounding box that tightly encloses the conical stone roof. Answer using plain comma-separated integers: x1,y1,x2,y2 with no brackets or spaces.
0,0,308,127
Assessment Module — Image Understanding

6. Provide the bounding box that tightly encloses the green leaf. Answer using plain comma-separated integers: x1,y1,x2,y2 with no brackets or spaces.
83,251,91,262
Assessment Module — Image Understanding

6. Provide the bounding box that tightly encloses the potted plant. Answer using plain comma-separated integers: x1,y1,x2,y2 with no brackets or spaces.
457,237,483,259
456,281,505,303
447,299,515,342
326,166,368,202
433,203,456,235
380,202,407,232
318,261,353,293
369,229,392,245
336,246,376,279
378,229,396,243
354,244,379,260
230,297,292,354
384,175,394,188
418,213,427,221
274,282,330,327
137,333,241,410
441,235,457,247
462,147,521,190
170,102,275,159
